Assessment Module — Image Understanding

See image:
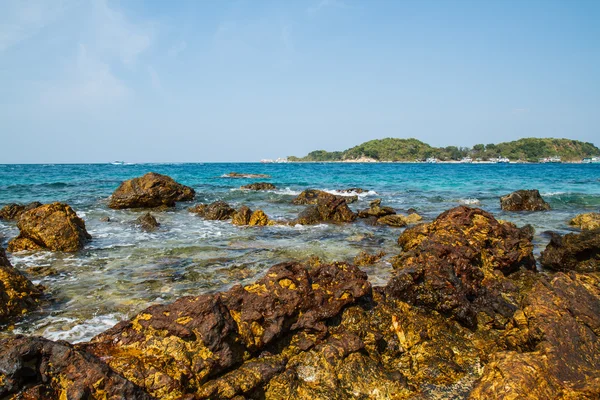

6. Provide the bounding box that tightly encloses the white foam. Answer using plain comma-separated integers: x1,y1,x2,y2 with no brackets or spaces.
541,191,565,196
42,313,125,343
324,189,378,198
458,198,480,205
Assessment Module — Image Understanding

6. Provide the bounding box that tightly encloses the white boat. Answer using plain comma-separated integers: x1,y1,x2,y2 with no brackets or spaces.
497,157,510,164
111,161,125,165
539,156,561,163
426,157,438,163
460,157,473,163
582,156,600,164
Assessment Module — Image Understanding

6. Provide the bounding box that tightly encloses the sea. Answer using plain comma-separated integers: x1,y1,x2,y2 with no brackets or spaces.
1,162,599,343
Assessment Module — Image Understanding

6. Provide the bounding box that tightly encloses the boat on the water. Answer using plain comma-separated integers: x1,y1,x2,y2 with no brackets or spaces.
582,156,600,163
460,157,473,163
111,161,125,165
539,156,561,163
426,157,438,163
496,157,510,164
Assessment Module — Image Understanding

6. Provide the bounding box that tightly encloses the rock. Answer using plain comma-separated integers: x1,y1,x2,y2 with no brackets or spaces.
357,198,396,218
377,214,407,227
189,201,236,221
225,172,271,179
540,229,600,272
232,206,252,225
240,182,276,190
353,250,386,266
0,335,151,399
570,212,600,231
292,189,357,205
340,187,367,194
25,265,58,277
7,203,91,252
135,212,160,232
387,206,536,328
99,216,111,222
500,189,551,211
469,272,600,399
82,262,371,398
294,196,356,225
249,210,269,226
0,248,42,324
403,212,423,224
0,202,42,221
108,172,195,209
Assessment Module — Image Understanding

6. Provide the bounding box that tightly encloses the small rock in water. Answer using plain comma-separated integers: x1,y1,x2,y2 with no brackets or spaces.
540,228,600,272
225,172,271,179
0,202,42,221
500,189,551,211
25,266,59,277
99,216,111,222
358,198,396,218
241,182,276,190
189,201,236,220
569,212,600,230
109,172,195,209
135,213,160,232
354,250,386,266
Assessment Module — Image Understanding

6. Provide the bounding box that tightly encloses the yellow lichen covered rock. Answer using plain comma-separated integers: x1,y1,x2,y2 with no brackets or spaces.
570,212,600,230
0,248,42,324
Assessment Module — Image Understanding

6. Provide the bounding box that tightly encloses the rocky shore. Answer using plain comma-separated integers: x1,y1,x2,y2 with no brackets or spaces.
0,174,599,399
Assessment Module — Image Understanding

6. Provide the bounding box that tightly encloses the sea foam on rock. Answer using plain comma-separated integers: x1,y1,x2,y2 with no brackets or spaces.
109,172,195,209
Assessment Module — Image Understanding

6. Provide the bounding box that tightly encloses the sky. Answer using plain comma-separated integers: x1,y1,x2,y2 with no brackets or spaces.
1,0,599,163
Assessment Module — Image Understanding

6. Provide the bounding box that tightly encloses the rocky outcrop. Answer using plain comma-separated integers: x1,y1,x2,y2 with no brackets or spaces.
0,248,42,324
292,189,357,205
0,336,151,399
225,172,271,179
387,206,536,328
231,206,272,226
7,203,91,252
540,229,600,272
0,202,42,221
189,201,236,221
240,182,276,190
357,198,396,218
570,212,600,230
81,262,371,399
294,196,356,225
135,212,160,232
248,209,270,226
109,172,195,209
353,250,385,266
500,189,551,211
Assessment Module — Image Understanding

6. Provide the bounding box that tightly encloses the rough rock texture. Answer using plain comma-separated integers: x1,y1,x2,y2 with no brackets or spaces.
387,206,536,328
376,214,407,227
109,172,195,209
358,198,396,218
0,336,151,399
135,212,160,232
353,250,386,266
292,189,357,205
500,189,551,211
0,202,42,221
470,272,600,399
232,205,252,226
82,262,371,399
189,201,236,221
540,229,600,272
225,172,270,179
241,182,276,190
0,248,42,324
249,210,270,226
570,212,600,231
294,196,356,225
7,203,91,252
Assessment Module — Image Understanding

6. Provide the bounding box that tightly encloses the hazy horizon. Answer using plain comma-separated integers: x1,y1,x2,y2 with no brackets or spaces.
1,0,599,163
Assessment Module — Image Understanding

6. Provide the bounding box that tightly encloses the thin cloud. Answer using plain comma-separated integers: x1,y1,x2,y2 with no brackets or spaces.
307,0,348,14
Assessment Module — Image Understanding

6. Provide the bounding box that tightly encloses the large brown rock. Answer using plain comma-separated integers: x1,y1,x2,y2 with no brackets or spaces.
189,201,236,221
387,206,536,328
500,189,551,211
0,336,151,399
570,212,600,231
292,189,357,205
540,229,600,272
294,196,356,225
7,203,91,252
0,248,42,324
241,182,276,190
0,202,42,221
109,172,195,209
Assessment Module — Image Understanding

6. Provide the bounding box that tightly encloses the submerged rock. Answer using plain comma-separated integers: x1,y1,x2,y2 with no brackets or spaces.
0,248,42,324
189,201,236,221
570,212,600,230
376,212,423,227
0,202,42,221
241,182,276,190
135,212,160,232
540,229,600,272
500,189,551,211
353,250,386,266
292,189,357,205
109,172,195,209
294,195,356,225
7,203,91,252
358,198,396,218
225,172,271,179
387,206,536,328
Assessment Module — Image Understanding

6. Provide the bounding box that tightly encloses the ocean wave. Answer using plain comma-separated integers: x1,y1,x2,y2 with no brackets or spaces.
458,198,480,205
40,313,124,343
324,189,378,198
541,191,566,196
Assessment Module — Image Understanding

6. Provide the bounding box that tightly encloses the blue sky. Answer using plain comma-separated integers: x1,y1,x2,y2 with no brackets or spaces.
1,0,599,163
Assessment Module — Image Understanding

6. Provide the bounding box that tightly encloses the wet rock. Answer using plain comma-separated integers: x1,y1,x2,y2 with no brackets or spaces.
292,189,357,205
225,172,271,179
109,172,195,209
570,212,600,231
189,201,236,221
0,335,151,399
0,202,42,221
0,248,42,324
294,196,356,225
500,189,551,211
7,203,91,252
387,206,536,328
353,250,386,266
402,212,423,225
83,262,371,399
249,210,270,226
377,214,407,227
241,182,276,190
540,229,600,272
231,206,272,226
340,187,367,194
232,205,252,225
135,212,160,232
25,265,58,277
357,198,396,218
99,216,111,222
470,272,600,399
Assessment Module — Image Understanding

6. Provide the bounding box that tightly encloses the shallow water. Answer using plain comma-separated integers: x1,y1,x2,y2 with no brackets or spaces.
1,162,599,342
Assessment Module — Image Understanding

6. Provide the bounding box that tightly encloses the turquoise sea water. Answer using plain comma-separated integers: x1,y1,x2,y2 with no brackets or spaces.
1,162,599,342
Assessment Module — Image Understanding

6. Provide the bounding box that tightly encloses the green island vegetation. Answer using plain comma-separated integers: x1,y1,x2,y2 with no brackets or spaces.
288,138,600,162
